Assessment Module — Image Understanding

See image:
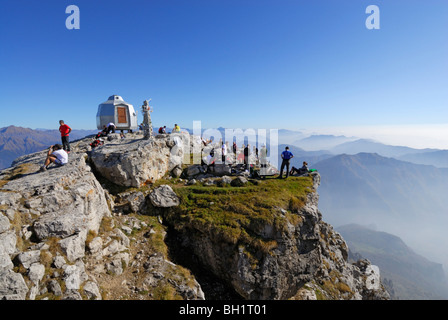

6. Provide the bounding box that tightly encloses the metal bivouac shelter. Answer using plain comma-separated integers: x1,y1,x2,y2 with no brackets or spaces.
96,95,138,132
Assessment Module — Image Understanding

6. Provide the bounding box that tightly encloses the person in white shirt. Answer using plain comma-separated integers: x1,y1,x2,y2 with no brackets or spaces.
40,144,68,172
221,142,227,163
106,122,116,134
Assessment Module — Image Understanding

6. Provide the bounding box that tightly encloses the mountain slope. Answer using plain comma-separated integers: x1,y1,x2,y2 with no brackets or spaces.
314,152,448,221
313,152,448,275
398,150,448,168
337,224,448,300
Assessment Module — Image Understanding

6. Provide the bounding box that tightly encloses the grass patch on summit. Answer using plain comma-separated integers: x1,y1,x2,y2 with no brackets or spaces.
167,176,314,253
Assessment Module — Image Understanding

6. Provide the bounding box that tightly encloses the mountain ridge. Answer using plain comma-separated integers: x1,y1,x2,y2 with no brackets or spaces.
337,224,448,299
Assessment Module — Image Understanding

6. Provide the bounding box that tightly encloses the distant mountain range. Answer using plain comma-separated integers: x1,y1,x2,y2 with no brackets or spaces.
398,150,448,168
0,126,97,169
313,152,448,223
292,134,357,151
328,138,440,158
337,224,448,300
275,134,448,289
311,152,448,280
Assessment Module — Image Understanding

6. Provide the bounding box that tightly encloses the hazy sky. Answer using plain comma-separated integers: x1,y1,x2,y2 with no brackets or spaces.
1,0,447,148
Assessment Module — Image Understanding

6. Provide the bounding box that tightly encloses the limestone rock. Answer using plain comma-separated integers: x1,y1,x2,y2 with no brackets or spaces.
208,164,231,177
0,230,16,255
48,279,63,296
0,214,10,233
149,185,180,208
28,263,45,285
90,133,189,188
2,153,109,242
59,230,88,262
114,191,147,214
0,245,13,270
16,250,41,269
230,176,248,187
0,269,28,300
83,281,102,300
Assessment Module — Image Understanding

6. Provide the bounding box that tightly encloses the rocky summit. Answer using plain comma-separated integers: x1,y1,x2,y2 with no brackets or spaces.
0,131,389,300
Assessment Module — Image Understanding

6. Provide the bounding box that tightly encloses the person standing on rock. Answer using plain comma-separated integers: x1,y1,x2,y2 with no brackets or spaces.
59,120,72,153
39,144,68,172
260,144,268,177
279,146,294,179
244,144,250,171
221,141,227,163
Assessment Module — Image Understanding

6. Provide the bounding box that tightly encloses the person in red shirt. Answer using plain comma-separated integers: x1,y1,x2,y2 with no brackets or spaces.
59,120,72,153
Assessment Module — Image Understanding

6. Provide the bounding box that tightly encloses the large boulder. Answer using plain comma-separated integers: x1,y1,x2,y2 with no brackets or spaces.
0,269,28,300
0,151,110,300
90,133,190,187
2,154,110,242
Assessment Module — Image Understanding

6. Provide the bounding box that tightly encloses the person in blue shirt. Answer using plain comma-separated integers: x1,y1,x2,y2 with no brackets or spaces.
279,146,294,179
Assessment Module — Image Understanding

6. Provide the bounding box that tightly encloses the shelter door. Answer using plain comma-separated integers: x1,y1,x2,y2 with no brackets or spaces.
117,107,127,124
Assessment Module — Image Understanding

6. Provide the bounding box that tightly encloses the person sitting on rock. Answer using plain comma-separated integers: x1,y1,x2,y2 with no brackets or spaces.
39,144,68,172
158,126,167,134
290,161,309,176
172,124,181,133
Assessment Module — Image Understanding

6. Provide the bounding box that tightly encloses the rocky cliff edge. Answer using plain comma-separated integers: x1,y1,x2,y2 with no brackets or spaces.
0,132,389,300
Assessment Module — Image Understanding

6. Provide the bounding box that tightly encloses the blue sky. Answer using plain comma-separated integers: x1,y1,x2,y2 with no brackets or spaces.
0,0,447,147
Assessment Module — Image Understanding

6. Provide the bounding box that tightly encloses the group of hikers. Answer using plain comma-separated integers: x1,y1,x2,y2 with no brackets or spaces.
279,146,311,179
89,122,121,148
40,120,314,179
40,120,184,172
201,142,313,179
202,141,261,167
40,119,117,172
157,124,180,134
39,120,71,172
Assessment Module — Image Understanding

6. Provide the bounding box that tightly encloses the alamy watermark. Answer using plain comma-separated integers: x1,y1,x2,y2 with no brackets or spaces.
366,5,380,30
66,5,80,30
65,5,380,31
172,121,279,169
